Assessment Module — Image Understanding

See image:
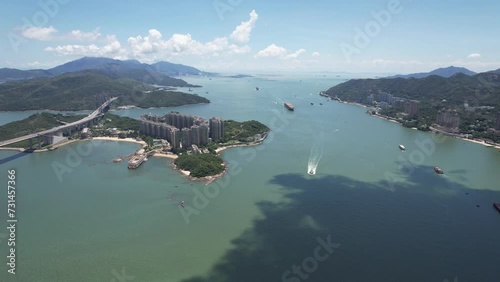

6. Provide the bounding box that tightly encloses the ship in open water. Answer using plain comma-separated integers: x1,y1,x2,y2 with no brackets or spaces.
284,102,294,111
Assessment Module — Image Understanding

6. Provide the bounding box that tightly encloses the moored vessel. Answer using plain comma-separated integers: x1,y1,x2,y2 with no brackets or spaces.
284,102,294,111
128,154,147,169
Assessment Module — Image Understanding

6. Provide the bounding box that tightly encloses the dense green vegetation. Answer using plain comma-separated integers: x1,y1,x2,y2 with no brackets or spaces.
101,113,141,131
325,72,500,141
0,72,209,111
129,90,209,108
174,153,225,178
0,113,86,142
222,120,270,143
326,73,500,107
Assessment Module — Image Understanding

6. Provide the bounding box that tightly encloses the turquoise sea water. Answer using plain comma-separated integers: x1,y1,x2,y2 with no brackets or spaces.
0,75,500,282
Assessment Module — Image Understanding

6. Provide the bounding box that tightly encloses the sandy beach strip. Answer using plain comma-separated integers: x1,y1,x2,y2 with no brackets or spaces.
153,152,178,159
92,137,147,146
456,137,500,150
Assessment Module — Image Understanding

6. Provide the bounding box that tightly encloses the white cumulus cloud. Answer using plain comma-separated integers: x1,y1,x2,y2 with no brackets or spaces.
69,28,102,41
467,53,481,59
255,44,287,58
287,49,306,59
44,10,259,61
21,26,58,41
312,52,320,57
255,44,306,59
230,10,258,44
44,35,122,57
20,26,101,41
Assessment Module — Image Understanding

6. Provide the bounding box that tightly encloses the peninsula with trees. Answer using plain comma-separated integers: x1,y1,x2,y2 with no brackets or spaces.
0,57,269,180
323,67,500,145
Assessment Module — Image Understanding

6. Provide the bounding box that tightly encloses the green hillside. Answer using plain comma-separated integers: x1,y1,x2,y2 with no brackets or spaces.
0,72,209,111
0,113,86,142
324,72,500,142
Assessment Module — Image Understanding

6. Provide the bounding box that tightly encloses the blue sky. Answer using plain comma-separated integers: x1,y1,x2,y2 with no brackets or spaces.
2,0,500,73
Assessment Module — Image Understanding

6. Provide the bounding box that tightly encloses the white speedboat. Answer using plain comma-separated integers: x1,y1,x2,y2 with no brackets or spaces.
399,144,406,151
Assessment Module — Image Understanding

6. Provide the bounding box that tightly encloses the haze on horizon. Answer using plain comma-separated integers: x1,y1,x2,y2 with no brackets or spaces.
2,0,500,74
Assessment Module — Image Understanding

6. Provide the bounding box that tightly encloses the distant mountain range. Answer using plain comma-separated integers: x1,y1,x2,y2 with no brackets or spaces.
388,66,477,79
0,57,213,85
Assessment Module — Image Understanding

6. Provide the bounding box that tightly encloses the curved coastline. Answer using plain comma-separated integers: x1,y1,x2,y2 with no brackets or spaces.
341,101,500,150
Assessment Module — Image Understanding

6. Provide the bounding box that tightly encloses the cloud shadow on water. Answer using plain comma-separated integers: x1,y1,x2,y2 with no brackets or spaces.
182,165,500,282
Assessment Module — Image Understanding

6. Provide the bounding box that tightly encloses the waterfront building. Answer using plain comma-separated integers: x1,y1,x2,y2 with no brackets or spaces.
405,100,420,116
181,128,192,148
365,95,375,105
209,117,225,142
140,112,219,148
199,124,209,145
378,92,394,104
170,128,181,149
190,125,200,146
436,109,460,129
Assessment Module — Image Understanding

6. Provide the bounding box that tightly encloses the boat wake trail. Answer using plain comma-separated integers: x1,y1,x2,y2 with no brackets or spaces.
307,134,324,175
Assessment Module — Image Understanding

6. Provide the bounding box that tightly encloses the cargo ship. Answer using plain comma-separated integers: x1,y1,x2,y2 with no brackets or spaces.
284,102,294,111
128,154,147,169
494,202,500,213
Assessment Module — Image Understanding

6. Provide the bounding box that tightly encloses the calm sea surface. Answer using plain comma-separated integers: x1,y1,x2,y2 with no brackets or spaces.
0,75,499,282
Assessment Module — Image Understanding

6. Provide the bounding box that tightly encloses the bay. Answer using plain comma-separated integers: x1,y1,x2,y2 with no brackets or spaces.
0,75,499,282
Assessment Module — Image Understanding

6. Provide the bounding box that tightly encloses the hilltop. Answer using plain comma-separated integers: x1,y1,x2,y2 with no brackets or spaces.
388,66,477,79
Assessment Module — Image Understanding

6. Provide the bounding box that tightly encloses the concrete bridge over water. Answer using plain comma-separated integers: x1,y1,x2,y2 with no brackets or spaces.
0,97,117,149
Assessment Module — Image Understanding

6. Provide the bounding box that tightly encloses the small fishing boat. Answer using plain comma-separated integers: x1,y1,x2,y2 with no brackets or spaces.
434,167,444,174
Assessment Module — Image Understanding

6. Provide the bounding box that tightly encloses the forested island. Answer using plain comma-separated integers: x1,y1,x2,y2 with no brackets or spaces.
174,154,225,178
